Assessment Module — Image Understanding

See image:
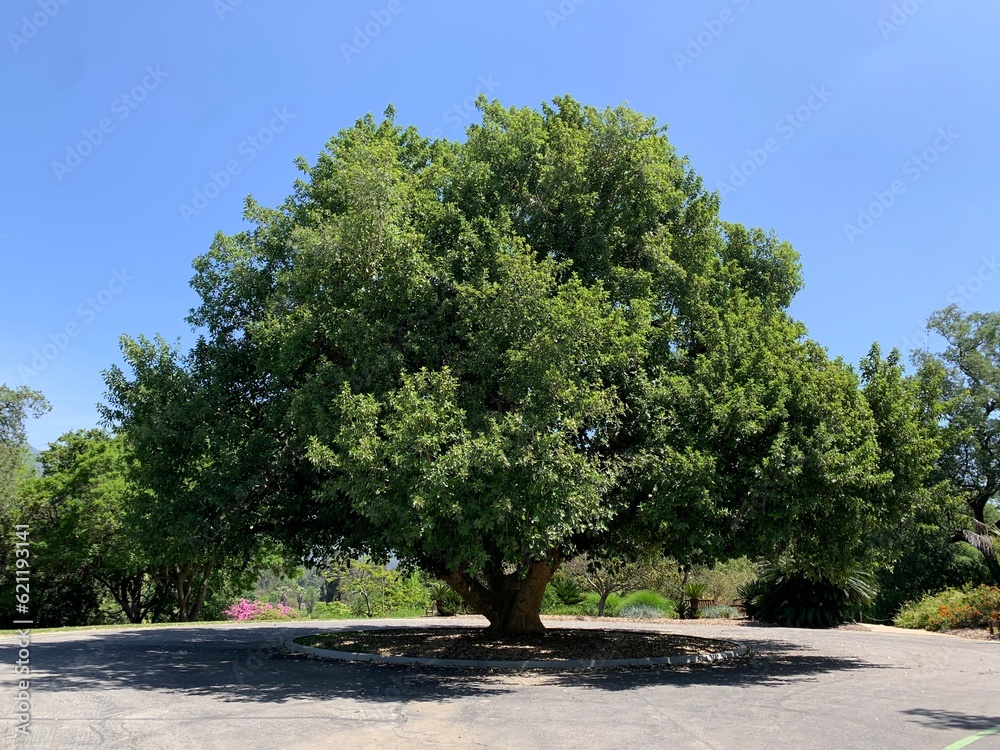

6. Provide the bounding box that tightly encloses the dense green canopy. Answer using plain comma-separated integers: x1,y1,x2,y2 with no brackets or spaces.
105,97,924,632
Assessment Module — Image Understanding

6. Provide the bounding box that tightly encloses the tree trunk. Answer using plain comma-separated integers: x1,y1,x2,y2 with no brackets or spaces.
99,571,147,624
173,563,193,622
159,560,214,622
188,561,213,621
678,565,691,619
487,563,552,635
121,573,145,623
984,552,1000,587
597,589,610,617
442,552,561,635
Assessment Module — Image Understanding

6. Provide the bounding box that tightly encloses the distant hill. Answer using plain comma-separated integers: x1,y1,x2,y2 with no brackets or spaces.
27,445,42,473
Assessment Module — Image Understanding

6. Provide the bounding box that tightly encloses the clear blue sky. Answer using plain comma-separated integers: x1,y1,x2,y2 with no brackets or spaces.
3,0,999,449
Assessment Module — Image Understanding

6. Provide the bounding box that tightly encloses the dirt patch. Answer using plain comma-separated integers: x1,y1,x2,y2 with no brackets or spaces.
944,627,999,642
297,627,742,661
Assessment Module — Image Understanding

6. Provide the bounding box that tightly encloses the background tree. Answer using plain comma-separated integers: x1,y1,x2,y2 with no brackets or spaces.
561,553,665,617
318,558,426,617
0,385,49,513
101,335,279,621
914,306,1000,584
9,430,167,625
0,386,50,626
4,431,109,627
851,342,991,618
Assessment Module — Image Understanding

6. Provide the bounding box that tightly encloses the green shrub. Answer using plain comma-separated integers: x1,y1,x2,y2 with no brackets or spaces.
895,585,1000,631
699,604,739,619
587,591,622,617
540,583,561,613
748,567,876,628
542,594,589,616
384,606,429,618
251,605,302,621
310,601,353,619
551,575,585,606
539,590,623,616
542,603,586,615
619,590,676,616
542,579,586,612
737,578,764,619
428,582,463,616
695,558,758,605
394,571,432,611
619,604,668,619
438,590,464,616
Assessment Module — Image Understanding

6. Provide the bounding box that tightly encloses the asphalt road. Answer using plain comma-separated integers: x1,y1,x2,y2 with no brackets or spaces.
1,618,997,749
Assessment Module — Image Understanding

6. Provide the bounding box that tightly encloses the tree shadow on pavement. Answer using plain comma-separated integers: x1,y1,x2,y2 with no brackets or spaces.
541,636,888,693
2,626,891,707
900,708,1000,732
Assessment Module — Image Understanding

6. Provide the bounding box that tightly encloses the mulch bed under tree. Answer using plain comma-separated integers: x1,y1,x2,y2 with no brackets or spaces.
297,628,742,661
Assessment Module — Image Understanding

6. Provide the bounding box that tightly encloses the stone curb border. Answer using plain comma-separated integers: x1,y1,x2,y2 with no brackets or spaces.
286,635,748,669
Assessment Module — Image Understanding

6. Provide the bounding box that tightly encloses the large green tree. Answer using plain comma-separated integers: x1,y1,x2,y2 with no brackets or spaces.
119,97,917,634
915,306,1000,584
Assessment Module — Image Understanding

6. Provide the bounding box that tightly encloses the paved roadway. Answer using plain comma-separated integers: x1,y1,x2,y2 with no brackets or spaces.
0,618,997,749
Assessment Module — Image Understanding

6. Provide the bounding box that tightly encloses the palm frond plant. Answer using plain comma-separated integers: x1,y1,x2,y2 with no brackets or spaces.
428,582,463,616
682,582,709,616
551,575,586,606
751,565,877,628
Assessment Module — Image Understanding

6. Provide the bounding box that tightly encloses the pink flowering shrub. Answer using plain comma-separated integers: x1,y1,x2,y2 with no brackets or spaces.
224,598,299,621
